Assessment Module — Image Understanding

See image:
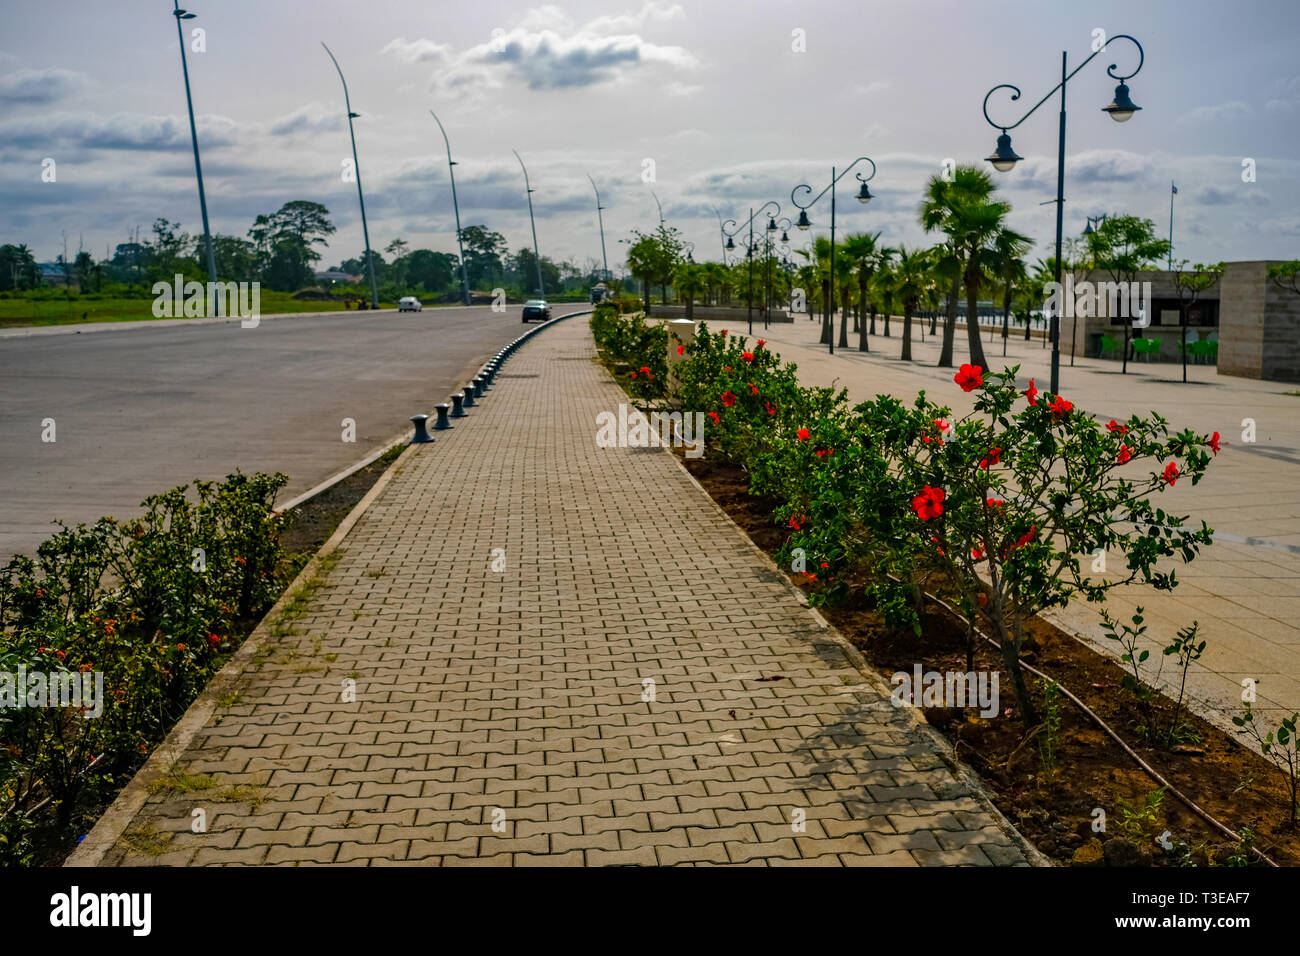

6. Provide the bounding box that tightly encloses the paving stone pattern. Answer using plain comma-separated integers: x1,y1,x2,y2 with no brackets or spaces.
97,316,1027,867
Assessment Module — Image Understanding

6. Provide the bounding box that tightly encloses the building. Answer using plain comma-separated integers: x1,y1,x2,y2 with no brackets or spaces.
1066,261,1300,383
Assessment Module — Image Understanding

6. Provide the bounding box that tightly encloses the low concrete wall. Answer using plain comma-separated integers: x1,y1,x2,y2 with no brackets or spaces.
649,305,795,324
1219,260,1300,382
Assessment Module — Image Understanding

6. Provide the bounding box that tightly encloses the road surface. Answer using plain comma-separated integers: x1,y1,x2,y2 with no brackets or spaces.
0,304,588,561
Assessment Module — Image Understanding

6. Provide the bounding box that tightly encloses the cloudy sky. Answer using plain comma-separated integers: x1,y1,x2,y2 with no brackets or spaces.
3,0,1298,273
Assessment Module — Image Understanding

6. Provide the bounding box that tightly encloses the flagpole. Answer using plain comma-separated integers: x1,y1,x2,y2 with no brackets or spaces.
1168,181,1175,270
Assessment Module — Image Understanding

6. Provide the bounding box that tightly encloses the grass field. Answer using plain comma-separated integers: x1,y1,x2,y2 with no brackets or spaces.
0,291,400,329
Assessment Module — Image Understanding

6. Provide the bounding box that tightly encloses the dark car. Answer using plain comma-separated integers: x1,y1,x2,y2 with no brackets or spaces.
522,299,551,322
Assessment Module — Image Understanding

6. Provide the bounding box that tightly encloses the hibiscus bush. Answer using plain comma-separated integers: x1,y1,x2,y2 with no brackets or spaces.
0,471,292,864
874,368,1216,723
589,303,667,400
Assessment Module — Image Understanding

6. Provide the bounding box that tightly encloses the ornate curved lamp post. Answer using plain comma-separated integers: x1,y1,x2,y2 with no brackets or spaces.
512,149,545,297
723,201,780,336
322,42,379,309
588,173,609,281
172,4,217,292
710,203,728,261
791,157,877,354
981,34,1144,394
429,109,471,305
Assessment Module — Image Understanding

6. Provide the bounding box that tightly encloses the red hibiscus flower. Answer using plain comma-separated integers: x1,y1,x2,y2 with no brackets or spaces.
721,391,736,407
796,428,811,442
208,633,222,647
1049,396,1074,419
742,351,755,363
1117,443,1132,464
639,366,651,377
721,329,728,336
1025,379,1038,406
676,345,685,356
630,372,637,379
765,401,776,415
1163,462,1179,485
1011,525,1037,551
724,365,732,371
971,546,986,560
986,497,1003,508
954,363,984,392
707,411,720,424
1106,419,1127,434
1209,431,1221,456
815,448,833,458
750,384,760,394
789,514,806,530
911,485,946,521
757,339,766,348
979,446,1002,469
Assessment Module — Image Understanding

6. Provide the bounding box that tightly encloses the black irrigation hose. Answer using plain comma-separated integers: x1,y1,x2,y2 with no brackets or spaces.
914,582,1280,868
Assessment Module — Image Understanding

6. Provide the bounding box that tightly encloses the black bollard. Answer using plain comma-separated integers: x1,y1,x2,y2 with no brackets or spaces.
409,414,434,444
450,392,468,418
462,383,476,407
433,404,453,430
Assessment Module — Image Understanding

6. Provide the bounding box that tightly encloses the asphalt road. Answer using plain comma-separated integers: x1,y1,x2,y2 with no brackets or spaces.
0,304,589,562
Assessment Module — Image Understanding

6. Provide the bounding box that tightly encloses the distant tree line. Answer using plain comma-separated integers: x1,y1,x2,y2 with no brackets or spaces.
2,202,610,300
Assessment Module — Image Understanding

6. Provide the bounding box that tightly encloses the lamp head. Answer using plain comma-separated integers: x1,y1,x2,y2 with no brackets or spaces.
985,131,1023,172
856,182,872,204
1102,81,1141,122
796,209,811,231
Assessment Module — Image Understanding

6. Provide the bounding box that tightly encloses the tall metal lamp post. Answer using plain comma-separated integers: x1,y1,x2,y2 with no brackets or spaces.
172,3,217,290
791,157,877,355
723,201,780,336
981,33,1145,395
512,149,545,297
429,110,471,305
323,42,379,309
588,174,609,280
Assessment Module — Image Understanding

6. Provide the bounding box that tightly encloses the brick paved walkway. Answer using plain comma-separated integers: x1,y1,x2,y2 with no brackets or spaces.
75,315,1030,867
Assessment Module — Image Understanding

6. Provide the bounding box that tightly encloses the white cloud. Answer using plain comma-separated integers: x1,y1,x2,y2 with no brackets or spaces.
0,67,85,104
383,3,696,93
1177,101,1252,125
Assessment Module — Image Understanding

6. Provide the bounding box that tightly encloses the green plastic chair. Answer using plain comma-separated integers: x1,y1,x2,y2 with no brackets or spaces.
1098,335,1118,358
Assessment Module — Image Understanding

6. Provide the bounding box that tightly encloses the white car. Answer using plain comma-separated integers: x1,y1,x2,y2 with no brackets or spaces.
398,296,423,312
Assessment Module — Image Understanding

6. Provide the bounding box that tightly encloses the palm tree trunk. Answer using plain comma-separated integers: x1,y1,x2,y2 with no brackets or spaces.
965,271,989,370
838,285,850,348
901,306,914,361
820,279,832,344
938,274,959,368
884,312,891,337
1002,286,1012,358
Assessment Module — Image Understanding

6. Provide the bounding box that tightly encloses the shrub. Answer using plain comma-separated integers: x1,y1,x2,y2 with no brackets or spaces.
0,471,291,863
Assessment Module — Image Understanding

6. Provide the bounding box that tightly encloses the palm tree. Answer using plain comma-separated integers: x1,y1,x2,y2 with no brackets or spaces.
841,232,882,346
675,262,706,318
892,246,932,362
920,165,1017,371
990,228,1032,358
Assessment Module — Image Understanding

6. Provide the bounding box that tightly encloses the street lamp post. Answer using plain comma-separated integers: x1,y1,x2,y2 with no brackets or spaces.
322,42,379,309
652,191,665,227
588,174,609,281
172,3,217,293
981,34,1145,395
710,203,727,261
791,157,877,355
429,110,471,306
512,149,545,297
723,201,780,336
